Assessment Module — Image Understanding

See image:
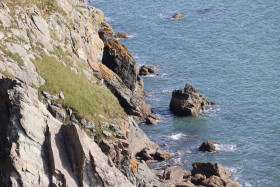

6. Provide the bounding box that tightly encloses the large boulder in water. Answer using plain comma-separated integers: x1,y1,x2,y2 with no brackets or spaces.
139,65,155,76
199,141,219,152
169,84,215,116
115,32,129,39
172,13,183,19
192,162,232,179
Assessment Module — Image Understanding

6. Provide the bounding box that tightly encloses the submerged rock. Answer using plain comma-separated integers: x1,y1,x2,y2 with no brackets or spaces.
115,32,129,39
139,65,156,76
172,13,183,19
169,84,215,116
199,141,219,152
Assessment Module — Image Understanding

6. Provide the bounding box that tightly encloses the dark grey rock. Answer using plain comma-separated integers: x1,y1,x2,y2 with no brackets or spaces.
192,162,231,179
42,91,59,100
139,65,155,76
199,141,219,152
102,130,112,137
170,84,215,116
115,32,129,39
47,104,67,122
146,117,157,125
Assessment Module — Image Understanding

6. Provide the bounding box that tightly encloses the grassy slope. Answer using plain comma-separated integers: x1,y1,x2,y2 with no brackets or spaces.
32,52,126,123
1,0,127,123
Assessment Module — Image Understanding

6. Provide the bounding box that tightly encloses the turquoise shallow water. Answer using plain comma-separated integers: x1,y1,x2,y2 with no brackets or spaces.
93,1,280,186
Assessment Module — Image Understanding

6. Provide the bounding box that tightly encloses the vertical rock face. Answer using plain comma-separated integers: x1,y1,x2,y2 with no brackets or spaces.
102,38,138,91
99,31,155,121
0,78,134,187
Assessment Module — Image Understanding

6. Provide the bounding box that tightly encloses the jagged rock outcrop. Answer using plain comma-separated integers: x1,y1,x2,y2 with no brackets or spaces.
139,65,156,76
0,78,134,187
0,76,168,186
154,163,239,187
0,1,239,187
99,36,157,121
136,147,173,161
115,32,129,39
0,0,156,122
170,84,215,116
192,162,232,179
199,141,219,152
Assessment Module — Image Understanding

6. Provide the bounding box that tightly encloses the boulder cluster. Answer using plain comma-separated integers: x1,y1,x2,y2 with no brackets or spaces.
154,162,239,187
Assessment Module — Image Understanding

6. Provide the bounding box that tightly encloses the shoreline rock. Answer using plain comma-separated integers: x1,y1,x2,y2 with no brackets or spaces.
139,65,156,76
170,84,215,116
172,13,183,19
199,141,219,152
115,32,129,39
153,162,239,187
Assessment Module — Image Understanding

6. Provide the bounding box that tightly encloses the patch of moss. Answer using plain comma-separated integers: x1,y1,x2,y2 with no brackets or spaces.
31,53,126,123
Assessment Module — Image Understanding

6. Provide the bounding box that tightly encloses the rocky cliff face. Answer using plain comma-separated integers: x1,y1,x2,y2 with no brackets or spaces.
0,1,239,187
0,0,164,186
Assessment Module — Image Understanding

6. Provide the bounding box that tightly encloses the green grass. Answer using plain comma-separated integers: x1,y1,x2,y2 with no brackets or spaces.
0,70,14,79
0,46,24,67
2,0,66,16
50,29,59,41
0,20,3,30
31,53,126,123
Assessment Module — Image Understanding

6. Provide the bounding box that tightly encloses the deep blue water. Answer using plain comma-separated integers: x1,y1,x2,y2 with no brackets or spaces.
93,1,280,186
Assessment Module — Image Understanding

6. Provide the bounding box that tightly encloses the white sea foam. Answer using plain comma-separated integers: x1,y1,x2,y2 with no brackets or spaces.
162,89,172,93
104,17,113,22
215,144,237,152
168,133,186,140
117,34,136,40
245,182,253,187
145,74,156,77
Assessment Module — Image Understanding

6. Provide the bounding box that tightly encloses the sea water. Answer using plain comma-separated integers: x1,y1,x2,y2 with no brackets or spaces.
93,0,280,186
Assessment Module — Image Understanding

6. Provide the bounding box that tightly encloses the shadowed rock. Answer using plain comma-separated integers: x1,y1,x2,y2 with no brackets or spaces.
136,147,173,161
139,65,156,76
169,84,215,116
116,32,129,39
192,162,231,179
199,141,219,152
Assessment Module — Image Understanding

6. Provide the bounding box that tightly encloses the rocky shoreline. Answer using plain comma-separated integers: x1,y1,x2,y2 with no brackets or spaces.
0,0,239,186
